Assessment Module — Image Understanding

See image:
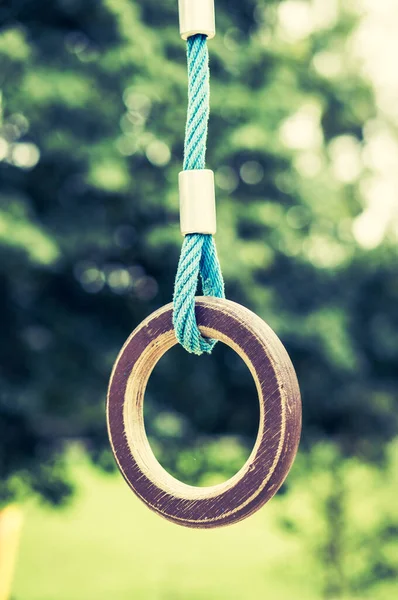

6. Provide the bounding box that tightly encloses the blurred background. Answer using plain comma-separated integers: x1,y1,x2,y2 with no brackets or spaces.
0,0,397,598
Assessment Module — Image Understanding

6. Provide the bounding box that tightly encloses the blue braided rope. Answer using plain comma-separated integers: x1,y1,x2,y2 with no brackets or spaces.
173,35,225,355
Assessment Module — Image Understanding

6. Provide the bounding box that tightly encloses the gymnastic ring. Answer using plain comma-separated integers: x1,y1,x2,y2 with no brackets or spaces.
107,296,301,528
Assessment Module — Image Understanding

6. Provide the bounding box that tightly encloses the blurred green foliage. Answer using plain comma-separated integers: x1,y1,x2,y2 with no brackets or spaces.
0,0,398,596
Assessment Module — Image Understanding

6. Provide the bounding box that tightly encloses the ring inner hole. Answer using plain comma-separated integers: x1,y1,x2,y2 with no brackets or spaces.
144,341,259,487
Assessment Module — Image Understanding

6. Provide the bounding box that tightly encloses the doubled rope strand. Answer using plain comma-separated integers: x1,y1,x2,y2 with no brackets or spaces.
173,34,225,355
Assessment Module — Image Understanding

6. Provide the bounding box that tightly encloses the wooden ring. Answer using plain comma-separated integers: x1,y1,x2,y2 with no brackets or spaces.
107,297,301,528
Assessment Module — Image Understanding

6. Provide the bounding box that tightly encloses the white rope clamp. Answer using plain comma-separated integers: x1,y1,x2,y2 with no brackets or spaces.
179,169,216,235
178,0,216,40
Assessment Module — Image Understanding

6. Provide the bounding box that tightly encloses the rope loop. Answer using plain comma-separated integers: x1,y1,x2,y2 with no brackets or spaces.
172,34,225,355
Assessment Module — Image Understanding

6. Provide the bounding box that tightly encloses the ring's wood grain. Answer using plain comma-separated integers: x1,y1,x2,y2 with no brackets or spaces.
107,297,301,529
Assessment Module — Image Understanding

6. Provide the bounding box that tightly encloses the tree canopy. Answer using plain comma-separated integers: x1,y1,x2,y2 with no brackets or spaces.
0,0,397,506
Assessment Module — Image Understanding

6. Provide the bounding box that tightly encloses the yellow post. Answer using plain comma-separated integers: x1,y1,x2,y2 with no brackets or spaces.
0,506,24,600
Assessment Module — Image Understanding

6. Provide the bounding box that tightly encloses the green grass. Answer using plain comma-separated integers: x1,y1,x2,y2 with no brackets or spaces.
12,448,398,600
13,454,316,600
